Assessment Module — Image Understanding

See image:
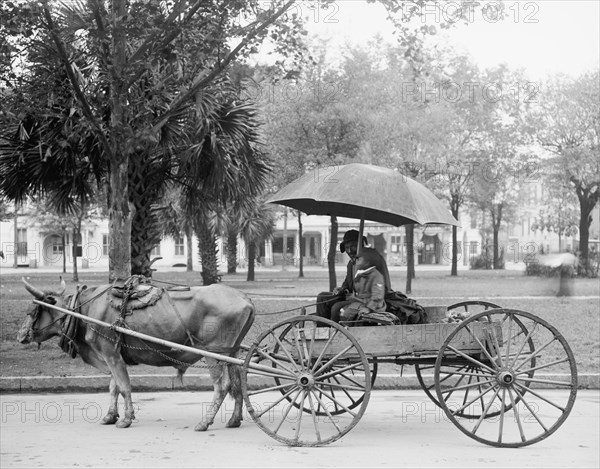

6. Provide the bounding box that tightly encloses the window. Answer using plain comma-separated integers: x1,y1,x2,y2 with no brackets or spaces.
102,234,109,256
151,244,161,256
16,228,27,256
390,235,402,253
174,235,185,256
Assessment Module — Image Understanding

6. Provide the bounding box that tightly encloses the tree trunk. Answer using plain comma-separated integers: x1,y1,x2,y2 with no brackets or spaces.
577,195,594,275
227,227,238,274
72,227,79,282
492,204,503,269
197,220,220,285
62,233,66,274
107,0,132,284
405,224,415,294
12,204,18,268
450,197,460,276
186,226,194,271
298,211,304,278
282,208,288,271
328,216,338,291
246,241,256,281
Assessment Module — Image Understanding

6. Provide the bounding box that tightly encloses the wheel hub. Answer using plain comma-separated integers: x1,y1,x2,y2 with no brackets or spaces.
497,370,515,387
297,373,315,389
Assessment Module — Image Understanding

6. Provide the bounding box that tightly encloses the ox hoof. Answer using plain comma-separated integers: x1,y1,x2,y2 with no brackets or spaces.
116,419,132,429
101,413,119,425
226,419,242,428
194,422,210,432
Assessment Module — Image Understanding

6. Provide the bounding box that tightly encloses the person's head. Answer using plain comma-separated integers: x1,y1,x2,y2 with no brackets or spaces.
355,250,379,271
339,230,367,259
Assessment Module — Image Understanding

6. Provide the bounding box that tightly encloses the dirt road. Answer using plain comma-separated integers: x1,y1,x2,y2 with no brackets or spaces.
1,390,598,468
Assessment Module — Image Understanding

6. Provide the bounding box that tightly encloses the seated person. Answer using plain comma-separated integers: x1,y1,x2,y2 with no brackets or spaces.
336,250,387,323
316,229,391,321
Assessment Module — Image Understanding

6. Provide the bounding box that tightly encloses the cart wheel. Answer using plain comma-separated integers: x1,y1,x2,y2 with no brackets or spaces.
241,316,371,446
415,301,502,412
447,300,501,315
434,309,577,447
273,354,377,417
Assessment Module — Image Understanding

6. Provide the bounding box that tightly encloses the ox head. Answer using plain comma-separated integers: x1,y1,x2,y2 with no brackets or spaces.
18,277,67,345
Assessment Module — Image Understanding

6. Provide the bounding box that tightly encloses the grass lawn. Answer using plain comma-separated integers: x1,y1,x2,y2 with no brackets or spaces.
1,267,598,378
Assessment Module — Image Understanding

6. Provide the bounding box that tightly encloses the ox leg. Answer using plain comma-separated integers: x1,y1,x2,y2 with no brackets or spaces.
195,358,228,432
105,358,135,429
101,377,120,425
226,362,243,429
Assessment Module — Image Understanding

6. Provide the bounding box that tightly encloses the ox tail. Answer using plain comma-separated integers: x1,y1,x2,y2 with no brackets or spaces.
228,352,243,402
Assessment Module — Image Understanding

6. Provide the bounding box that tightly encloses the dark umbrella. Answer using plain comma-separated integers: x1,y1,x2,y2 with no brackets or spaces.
268,163,459,256
268,163,459,224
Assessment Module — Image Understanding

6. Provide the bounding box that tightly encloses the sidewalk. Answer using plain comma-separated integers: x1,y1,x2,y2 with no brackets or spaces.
2,372,597,393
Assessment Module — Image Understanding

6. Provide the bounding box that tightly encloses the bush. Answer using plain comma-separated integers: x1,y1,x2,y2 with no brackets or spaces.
525,261,554,277
470,253,505,270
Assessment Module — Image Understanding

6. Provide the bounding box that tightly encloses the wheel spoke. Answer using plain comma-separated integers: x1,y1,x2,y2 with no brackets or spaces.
497,387,507,444
508,322,538,369
313,344,356,376
463,324,498,367
255,386,299,419
508,387,527,443
310,328,341,374
246,366,297,380
471,386,501,434
514,379,569,412
516,357,570,375
271,330,302,373
446,345,497,374
441,377,496,394
519,376,574,387
306,391,322,444
293,390,306,443
514,336,558,371
316,360,366,380
274,389,302,434
247,381,296,396
309,388,343,433
317,379,366,393
450,383,497,416
253,346,298,376
512,385,549,432
312,387,360,418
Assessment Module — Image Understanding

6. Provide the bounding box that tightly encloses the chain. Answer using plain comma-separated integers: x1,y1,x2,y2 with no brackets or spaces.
89,326,224,370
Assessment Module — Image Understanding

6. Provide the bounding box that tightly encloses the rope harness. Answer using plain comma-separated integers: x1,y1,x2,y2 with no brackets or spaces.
28,277,324,371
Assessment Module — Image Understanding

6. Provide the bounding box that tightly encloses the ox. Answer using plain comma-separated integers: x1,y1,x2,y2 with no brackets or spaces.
17,277,255,431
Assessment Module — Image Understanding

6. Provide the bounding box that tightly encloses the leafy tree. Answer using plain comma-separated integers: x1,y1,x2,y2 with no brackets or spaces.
530,175,579,252
533,72,600,275
3,0,311,281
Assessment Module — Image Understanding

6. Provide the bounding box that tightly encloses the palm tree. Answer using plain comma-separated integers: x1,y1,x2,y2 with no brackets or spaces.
239,198,277,281
177,98,271,284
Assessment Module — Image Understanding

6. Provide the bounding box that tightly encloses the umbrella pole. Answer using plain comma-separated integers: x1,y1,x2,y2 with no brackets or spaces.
357,210,365,257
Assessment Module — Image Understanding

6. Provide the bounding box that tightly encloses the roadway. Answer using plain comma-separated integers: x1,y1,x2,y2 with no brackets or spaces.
1,390,598,468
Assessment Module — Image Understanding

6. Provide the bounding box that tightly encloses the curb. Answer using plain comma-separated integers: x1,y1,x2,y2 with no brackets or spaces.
1,373,598,394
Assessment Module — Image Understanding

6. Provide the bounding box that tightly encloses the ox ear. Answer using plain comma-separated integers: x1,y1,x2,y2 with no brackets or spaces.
58,276,66,296
22,277,45,300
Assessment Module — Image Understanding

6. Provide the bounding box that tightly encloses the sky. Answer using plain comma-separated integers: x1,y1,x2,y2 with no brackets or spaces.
302,0,600,80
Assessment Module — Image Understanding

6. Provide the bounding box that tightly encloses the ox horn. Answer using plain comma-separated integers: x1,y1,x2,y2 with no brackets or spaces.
57,276,66,296
22,277,45,300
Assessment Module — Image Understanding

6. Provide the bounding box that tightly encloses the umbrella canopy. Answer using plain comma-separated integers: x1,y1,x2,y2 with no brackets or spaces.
267,163,460,227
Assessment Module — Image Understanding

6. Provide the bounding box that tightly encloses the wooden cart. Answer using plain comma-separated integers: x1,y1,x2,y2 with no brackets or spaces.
240,301,578,448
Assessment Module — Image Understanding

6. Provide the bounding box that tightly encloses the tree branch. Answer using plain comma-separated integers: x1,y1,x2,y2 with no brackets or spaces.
42,2,114,160
151,0,296,134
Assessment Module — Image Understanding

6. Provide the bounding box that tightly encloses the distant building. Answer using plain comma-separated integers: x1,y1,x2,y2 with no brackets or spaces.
2,189,596,271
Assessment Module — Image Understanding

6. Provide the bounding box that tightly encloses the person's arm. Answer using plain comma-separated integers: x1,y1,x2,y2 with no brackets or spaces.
366,272,385,310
